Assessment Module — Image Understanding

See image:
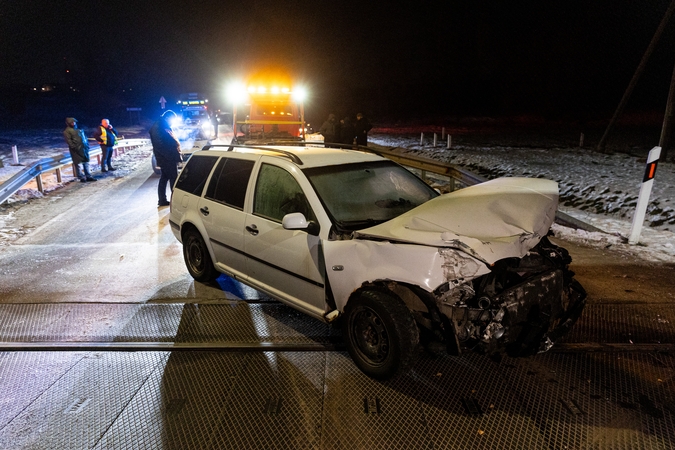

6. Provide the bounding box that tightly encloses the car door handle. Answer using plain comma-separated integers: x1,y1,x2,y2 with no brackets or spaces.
199,207,209,216
245,224,259,236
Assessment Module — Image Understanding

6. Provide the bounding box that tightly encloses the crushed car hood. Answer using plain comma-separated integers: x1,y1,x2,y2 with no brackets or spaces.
354,177,559,264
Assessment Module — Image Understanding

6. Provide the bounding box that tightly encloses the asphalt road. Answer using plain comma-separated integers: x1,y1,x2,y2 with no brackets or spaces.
0,155,230,304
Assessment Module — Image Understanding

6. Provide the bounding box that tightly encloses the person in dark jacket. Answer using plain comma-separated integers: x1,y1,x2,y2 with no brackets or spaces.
354,113,372,146
319,113,338,147
93,118,118,172
149,111,182,207
63,117,96,182
340,116,356,146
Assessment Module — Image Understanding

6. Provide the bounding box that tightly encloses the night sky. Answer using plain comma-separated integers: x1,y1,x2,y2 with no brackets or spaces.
2,0,675,124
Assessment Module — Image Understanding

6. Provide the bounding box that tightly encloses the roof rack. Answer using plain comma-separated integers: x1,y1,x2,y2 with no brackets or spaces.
200,141,381,166
201,143,305,165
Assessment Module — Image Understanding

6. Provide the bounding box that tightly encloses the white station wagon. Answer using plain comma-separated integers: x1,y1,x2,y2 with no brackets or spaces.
169,144,586,379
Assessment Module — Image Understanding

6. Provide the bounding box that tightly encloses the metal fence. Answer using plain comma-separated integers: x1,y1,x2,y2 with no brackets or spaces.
0,139,150,205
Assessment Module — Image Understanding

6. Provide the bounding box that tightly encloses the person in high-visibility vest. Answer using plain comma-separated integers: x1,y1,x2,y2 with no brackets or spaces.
94,118,119,172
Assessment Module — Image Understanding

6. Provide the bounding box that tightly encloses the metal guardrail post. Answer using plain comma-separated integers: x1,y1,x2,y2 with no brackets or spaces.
35,173,44,193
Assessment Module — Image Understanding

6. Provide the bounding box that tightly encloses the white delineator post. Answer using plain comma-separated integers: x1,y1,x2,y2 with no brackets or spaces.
12,145,19,165
447,135,452,149
629,146,661,245
420,132,424,146
433,133,437,147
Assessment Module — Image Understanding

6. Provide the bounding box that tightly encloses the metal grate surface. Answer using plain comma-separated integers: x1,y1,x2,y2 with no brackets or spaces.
0,352,85,430
0,352,165,449
0,303,336,345
94,352,244,450
411,353,549,449
562,303,675,344
321,351,431,449
209,352,326,450
498,352,675,450
1,350,675,448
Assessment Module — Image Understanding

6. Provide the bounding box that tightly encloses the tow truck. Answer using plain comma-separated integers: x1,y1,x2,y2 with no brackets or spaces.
226,77,313,144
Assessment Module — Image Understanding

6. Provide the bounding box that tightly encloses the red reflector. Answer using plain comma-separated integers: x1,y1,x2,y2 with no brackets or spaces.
643,161,659,182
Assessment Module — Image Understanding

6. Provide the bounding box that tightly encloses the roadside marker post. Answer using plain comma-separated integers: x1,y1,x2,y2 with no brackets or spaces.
12,145,19,165
629,146,661,245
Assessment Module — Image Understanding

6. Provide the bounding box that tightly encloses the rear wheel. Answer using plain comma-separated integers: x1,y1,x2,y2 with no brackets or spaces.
183,229,218,282
342,288,419,379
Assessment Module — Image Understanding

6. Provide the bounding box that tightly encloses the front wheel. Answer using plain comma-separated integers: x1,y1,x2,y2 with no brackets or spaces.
342,288,419,379
182,229,218,282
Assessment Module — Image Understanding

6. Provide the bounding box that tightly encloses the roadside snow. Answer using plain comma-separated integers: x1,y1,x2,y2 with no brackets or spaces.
369,132,675,264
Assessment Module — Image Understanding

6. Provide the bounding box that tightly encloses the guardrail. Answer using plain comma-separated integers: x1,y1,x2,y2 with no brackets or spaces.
0,139,150,205
368,143,604,233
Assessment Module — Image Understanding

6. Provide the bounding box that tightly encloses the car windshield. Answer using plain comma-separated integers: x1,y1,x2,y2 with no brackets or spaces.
304,160,438,230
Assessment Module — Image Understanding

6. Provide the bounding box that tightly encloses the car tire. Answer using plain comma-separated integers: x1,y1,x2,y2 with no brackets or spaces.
342,288,419,379
182,229,218,282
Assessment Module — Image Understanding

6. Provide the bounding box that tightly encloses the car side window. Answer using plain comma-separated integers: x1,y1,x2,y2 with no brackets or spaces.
253,164,315,223
205,157,254,209
175,155,219,196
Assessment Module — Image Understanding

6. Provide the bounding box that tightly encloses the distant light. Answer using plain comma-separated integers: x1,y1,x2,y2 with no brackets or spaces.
257,86,267,94
281,87,290,94
271,86,280,94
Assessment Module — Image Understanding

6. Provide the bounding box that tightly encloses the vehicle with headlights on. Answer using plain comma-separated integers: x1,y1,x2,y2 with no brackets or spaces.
168,143,587,379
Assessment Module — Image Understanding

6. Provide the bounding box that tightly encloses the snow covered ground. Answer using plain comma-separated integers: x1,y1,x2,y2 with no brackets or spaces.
369,130,675,264
1,125,674,264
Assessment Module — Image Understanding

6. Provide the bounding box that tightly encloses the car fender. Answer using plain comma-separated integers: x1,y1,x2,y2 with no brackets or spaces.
323,239,490,311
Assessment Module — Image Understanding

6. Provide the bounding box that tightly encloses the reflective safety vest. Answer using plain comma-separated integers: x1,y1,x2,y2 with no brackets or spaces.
100,127,118,146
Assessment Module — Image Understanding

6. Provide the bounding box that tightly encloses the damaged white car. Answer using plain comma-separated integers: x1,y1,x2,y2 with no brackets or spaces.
169,144,586,379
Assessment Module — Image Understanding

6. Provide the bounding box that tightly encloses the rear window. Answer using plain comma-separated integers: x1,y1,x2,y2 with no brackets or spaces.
205,158,255,209
175,155,219,196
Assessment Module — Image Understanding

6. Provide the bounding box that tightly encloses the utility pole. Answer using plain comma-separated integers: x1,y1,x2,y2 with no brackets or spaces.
596,0,675,153
659,60,675,161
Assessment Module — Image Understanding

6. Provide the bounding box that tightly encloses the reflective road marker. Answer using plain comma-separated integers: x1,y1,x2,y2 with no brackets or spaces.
629,146,661,245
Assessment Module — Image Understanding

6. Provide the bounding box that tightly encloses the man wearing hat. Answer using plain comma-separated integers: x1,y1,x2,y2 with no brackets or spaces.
63,117,96,182
149,110,182,206
94,118,118,172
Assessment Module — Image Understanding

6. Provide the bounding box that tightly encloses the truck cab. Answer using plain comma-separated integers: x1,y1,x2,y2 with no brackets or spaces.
229,80,306,144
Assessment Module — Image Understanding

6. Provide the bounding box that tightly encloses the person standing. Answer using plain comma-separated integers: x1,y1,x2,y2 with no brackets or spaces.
149,111,182,207
340,116,356,146
354,113,373,146
63,117,96,182
94,118,118,172
319,113,338,147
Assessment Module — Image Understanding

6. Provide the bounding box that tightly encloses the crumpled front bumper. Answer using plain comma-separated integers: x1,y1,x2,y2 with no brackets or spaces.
446,269,587,357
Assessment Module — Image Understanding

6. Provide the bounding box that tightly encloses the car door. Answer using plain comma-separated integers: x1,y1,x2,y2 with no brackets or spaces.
243,160,326,319
198,155,256,279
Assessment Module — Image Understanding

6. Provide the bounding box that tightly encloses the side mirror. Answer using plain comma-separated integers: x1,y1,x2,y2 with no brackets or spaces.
282,212,320,236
